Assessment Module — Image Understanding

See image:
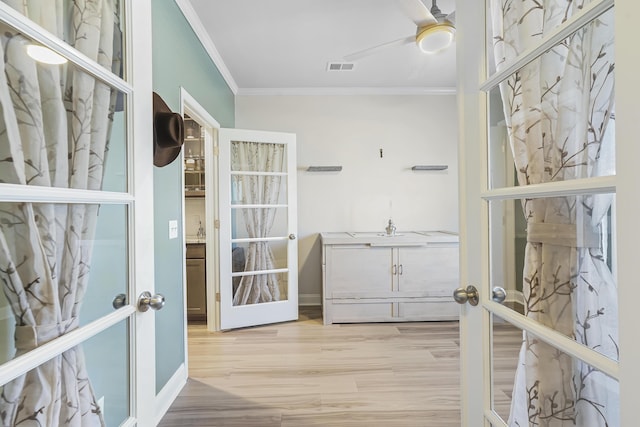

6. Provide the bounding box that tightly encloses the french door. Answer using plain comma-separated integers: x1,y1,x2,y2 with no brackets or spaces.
218,128,298,330
458,1,639,426
0,1,159,426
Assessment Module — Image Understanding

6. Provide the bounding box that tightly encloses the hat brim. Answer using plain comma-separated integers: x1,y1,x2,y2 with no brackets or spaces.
153,92,184,167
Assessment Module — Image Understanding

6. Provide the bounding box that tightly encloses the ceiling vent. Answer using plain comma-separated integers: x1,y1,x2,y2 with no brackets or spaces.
327,62,355,71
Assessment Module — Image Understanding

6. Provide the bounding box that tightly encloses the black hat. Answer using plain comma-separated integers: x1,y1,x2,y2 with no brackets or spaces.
153,92,184,167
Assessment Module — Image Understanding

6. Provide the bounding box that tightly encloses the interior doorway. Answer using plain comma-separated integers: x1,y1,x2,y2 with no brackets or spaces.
180,88,221,338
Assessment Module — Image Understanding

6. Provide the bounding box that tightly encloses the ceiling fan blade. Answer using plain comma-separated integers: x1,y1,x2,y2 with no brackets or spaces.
397,0,437,27
343,35,415,62
445,11,456,26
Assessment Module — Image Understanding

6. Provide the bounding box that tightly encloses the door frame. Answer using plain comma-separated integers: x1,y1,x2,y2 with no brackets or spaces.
180,88,222,335
457,0,640,426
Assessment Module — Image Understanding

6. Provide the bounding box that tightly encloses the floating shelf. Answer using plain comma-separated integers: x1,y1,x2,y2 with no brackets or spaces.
307,166,342,172
411,165,448,171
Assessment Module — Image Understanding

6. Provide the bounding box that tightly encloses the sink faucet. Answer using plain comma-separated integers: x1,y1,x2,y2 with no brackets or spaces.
196,221,205,239
385,219,396,236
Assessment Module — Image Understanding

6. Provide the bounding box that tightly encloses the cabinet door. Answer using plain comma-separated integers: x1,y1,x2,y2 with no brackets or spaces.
326,246,394,298
186,259,207,317
398,245,459,296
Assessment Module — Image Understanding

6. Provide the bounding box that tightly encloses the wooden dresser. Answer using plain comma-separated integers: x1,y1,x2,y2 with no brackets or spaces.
320,231,460,325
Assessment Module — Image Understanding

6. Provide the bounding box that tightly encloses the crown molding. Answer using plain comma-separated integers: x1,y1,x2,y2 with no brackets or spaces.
175,0,238,95
173,1,457,98
236,87,457,96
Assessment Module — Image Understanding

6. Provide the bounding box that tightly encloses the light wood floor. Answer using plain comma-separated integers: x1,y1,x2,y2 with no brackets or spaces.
159,307,486,427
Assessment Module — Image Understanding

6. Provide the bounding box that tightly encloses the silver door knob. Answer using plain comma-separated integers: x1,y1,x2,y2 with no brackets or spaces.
453,285,479,306
492,286,507,304
289,233,296,240
138,291,166,312
112,293,127,309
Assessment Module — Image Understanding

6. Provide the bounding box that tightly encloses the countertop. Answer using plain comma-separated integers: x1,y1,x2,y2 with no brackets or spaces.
186,236,206,244
320,231,458,245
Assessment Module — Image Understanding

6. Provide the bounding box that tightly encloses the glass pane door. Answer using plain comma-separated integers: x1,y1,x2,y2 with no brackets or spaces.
218,128,298,330
482,1,619,426
0,1,157,425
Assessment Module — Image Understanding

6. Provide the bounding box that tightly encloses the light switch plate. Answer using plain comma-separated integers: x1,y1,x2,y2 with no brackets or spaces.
168,220,178,239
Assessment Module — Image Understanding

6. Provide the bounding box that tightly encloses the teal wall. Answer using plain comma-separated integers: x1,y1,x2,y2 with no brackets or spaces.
152,0,235,393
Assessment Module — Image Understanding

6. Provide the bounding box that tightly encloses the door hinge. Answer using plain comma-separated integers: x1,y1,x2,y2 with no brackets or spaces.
215,292,220,302
214,219,220,229
213,146,219,156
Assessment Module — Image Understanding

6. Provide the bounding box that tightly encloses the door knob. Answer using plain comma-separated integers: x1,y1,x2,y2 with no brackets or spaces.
138,291,166,312
112,293,127,309
453,285,479,306
492,286,507,304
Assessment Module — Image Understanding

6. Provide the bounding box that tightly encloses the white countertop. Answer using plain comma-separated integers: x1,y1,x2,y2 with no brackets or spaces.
186,236,206,244
320,231,458,245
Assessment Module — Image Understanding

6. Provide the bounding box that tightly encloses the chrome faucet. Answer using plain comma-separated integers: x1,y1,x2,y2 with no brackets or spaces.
196,221,205,239
385,219,396,236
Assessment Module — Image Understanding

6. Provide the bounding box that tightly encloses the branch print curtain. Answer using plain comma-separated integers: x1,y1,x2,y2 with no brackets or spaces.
231,141,284,306
491,1,617,426
0,1,120,425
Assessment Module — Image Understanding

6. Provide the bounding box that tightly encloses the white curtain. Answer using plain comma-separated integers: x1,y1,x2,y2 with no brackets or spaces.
0,1,119,425
231,141,285,305
491,1,617,426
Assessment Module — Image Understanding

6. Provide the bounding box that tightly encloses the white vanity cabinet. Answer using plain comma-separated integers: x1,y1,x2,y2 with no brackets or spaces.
321,231,460,324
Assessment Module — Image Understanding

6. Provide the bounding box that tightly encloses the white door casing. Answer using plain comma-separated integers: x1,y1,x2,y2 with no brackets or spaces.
218,128,298,330
458,1,640,426
179,88,221,336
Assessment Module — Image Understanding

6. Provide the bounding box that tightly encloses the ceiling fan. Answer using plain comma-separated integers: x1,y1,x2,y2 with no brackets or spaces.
343,0,456,62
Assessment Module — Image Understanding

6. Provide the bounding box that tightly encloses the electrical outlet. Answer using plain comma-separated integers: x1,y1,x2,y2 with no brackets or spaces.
168,220,178,239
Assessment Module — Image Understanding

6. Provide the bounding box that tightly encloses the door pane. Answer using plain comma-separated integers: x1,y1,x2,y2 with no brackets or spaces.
0,319,129,426
233,271,288,306
491,316,521,422
1,0,125,78
231,141,288,173
488,194,617,360
232,207,289,239
231,175,288,205
486,0,600,75
487,8,615,190
232,240,288,272
0,202,129,364
491,314,619,426
0,22,128,192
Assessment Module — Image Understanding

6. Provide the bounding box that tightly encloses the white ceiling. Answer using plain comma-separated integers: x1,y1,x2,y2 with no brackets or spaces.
181,0,457,95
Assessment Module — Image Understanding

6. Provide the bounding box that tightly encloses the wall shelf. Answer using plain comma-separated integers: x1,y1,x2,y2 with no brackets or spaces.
411,165,448,171
307,166,342,172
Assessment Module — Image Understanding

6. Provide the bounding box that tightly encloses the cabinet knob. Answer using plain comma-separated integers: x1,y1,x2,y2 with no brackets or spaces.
289,234,296,240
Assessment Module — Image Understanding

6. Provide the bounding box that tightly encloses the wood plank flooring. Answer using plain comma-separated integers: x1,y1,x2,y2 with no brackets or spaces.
159,307,504,426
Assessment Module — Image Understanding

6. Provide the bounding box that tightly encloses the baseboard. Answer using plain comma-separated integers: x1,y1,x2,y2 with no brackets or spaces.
299,293,321,306
154,363,187,425
504,289,525,315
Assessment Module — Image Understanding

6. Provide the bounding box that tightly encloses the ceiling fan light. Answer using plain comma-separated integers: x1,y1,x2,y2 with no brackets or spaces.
26,44,68,65
416,24,455,54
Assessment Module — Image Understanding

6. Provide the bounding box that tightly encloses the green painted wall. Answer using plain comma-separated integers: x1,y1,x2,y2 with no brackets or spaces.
152,0,235,393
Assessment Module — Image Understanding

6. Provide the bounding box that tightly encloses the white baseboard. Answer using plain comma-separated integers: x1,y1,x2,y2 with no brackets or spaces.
505,289,524,306
299,293,321,306
154,363,187,425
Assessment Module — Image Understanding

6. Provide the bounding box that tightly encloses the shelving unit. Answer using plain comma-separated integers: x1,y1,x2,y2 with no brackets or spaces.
184,116,205,197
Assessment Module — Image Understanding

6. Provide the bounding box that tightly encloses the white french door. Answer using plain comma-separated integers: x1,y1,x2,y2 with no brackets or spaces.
458,1,640,426
0,1,159,426
218,128,298,330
